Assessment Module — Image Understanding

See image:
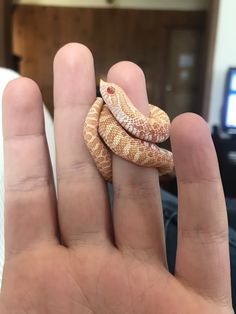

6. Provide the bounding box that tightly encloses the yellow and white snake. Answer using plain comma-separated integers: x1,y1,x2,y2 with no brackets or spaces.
83,80,174,181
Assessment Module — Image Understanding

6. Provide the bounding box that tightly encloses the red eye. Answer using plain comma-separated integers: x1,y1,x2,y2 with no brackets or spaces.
107,86,115,94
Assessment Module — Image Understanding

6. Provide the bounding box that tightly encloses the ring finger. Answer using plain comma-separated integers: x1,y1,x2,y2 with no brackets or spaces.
53,43,112,248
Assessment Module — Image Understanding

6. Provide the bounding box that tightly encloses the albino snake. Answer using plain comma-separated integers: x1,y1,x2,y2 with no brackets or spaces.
83,80,174,181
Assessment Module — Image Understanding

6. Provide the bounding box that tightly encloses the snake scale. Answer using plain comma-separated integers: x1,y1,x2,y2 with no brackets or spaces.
83,80,174,181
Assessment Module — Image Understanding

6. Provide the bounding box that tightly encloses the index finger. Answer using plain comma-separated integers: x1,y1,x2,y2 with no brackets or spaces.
171,113,231,305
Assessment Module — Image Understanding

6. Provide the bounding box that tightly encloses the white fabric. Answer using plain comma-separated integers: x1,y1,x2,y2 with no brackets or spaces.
0,68,56,285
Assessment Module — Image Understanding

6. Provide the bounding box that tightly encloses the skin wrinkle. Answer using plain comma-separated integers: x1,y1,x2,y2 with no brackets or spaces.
64,231,110,249
98,257,133,314
36,253,92,313
5,176,53,192
65,259,95,314
177,175,221,185
178,182,228,238
4,133,52,193
175,272,231,308
126,266,136,314
176,235,231,304
113,173,159,200
56,160,102,182
4,241,58,262
72,248,114,313
95,253,116,312
135,274,161,306
54,101,93,110
179,225,229,245
125,258,168,313
3,259,41,313
120,245,164,266
3,133,46,141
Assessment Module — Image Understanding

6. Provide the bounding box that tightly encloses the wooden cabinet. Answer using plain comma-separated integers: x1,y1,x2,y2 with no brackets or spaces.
164,29,205,120
13,6,206,116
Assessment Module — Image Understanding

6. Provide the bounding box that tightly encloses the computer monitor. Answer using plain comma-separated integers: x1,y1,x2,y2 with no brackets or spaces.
222,67,236,134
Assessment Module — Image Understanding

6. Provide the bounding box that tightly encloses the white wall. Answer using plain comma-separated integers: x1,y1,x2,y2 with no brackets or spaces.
208,0,236,127
14,0,208,10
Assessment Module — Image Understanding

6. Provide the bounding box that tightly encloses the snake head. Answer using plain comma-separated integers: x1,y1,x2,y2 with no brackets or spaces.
100,80,121,108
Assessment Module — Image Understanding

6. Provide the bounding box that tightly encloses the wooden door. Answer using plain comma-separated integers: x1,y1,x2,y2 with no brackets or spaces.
163,29,204,121
0,0,14,68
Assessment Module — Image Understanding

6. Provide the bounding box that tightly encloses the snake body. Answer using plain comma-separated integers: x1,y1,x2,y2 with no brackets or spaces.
83,80,174,181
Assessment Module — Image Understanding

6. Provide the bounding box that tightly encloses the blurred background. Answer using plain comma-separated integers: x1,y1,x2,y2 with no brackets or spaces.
0,0,235,196
1,0,212,118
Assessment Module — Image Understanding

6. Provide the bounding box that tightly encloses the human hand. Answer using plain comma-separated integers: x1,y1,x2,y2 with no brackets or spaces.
0,43,233,313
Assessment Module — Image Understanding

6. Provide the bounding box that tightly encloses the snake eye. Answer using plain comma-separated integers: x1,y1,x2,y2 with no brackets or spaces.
107,86,115,94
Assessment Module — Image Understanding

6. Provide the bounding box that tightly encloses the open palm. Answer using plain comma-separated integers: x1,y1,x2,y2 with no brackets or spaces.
0,43,233,314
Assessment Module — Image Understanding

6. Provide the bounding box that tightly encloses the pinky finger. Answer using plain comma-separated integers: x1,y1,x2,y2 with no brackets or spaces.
2,78,58,259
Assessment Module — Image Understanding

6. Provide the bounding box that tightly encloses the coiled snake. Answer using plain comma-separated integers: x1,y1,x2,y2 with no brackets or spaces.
83,80,174,181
